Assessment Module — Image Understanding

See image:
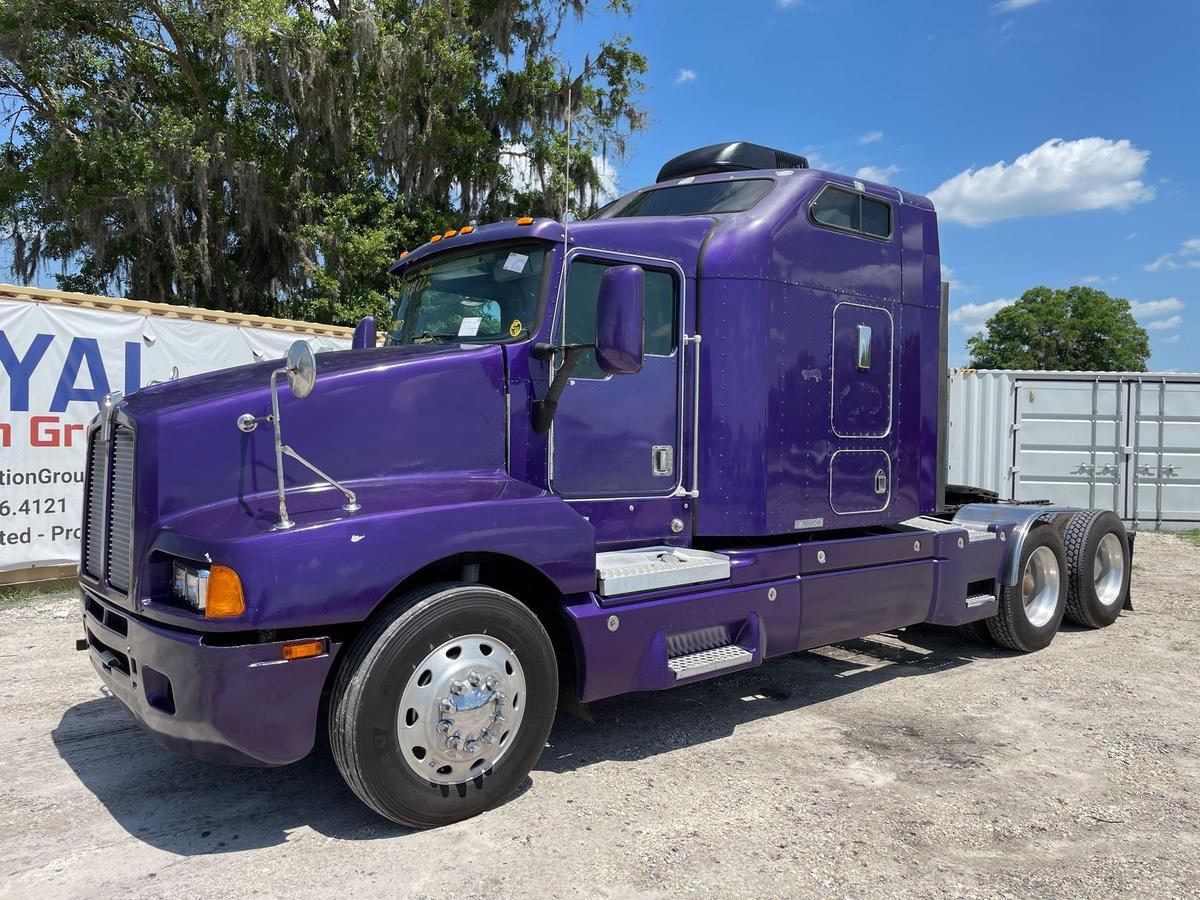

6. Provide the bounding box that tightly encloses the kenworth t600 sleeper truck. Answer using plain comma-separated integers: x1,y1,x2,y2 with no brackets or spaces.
77,142,1132,827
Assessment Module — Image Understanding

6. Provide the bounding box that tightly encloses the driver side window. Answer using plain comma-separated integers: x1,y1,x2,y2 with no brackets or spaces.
563,260,677,380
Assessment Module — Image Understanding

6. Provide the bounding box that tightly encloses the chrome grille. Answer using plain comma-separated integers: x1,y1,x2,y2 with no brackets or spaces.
106,428,135,592
83,430,106,579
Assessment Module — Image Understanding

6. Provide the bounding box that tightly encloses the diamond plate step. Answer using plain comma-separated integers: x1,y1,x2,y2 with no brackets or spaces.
595,546,731,597
965,593,995,608
667,645,753,680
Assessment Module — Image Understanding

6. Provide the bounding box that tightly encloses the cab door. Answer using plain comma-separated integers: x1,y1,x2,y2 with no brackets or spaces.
549,251,684,499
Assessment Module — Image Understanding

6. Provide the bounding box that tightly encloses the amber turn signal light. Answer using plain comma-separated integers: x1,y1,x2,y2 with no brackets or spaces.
516,216,534,225
281,638,327,661
204,565,245,618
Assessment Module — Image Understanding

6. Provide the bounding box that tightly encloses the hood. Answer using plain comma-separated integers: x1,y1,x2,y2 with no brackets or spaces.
122,343,508,524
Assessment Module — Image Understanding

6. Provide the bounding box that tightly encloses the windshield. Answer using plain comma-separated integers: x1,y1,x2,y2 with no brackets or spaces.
603,178,774,218
387,242,548,345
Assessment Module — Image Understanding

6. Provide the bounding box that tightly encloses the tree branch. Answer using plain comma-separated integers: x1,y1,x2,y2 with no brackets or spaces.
144,0,208,109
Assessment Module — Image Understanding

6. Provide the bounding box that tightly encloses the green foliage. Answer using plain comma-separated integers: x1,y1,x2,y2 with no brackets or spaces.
0,0,647,326
967,286,1151,372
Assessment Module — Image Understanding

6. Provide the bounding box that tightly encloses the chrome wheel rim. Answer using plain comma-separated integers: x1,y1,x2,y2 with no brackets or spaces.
1093,532,1125,608
1021,545,1061,628
397,633,527,785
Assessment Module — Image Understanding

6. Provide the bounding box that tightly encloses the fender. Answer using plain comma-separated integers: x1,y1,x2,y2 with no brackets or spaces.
145,472,595,631
952,502,1079,586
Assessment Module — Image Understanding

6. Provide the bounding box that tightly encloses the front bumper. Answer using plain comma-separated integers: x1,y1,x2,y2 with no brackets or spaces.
80,586,339,766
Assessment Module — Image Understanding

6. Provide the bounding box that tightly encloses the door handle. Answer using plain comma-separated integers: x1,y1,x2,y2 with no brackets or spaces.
874,468,888,494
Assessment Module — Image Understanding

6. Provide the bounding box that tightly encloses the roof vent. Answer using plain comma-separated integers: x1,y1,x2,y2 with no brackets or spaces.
656,141,809,183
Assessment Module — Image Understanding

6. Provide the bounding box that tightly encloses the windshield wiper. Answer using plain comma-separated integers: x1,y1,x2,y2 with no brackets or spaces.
411,331,462,343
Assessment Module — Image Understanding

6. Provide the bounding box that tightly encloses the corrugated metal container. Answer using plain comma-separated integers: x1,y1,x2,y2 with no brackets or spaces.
947,370,1200,530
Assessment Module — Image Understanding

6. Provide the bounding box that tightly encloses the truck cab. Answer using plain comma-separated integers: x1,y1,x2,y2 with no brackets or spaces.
78,142,1132,828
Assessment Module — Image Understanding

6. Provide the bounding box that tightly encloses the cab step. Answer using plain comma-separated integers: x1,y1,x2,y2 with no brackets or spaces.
965,592,995,608
595,546,731,597
667,644,753,680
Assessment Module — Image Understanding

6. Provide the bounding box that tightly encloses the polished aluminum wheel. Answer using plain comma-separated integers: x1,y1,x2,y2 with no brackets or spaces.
1093,532,1126,608
397,633,527,785
1021,545,1061,628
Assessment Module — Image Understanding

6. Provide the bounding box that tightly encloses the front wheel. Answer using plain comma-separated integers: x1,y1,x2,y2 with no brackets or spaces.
985,524,1067,652
329,583,558,828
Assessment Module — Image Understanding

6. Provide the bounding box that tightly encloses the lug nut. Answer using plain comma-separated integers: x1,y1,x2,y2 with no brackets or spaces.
438,698,456,714
493,712,507,725
484,675,497,691
450,680,465,695
481,729,496,744
493,692,506,706
446,733,461,750
464,739,479,753
436,719,453,735
467,672,481,687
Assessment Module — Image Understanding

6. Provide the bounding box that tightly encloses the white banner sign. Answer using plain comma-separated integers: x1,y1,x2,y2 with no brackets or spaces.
0,299,348,573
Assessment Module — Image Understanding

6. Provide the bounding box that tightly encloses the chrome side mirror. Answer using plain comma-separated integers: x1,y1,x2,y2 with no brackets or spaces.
285,340,317,398
236,340,358,530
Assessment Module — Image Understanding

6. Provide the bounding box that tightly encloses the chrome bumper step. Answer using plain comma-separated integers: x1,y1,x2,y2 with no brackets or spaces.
667,644,753,680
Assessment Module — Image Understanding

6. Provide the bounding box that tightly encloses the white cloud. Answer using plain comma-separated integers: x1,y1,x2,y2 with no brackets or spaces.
941,263,966,293
674,68,696,85
1129,297,1184,319
1161,334,1181,344
948,298,1014,335
1080,274,1118,285
928,137,1155,227
1144,237,1200,272
855,164,900,184
858,130,883,145
589,154,620,206
1144,315,1183,331
776,0,805,7
992,0,1048,11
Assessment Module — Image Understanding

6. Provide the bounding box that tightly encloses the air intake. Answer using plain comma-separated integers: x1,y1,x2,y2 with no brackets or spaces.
656,141,809,183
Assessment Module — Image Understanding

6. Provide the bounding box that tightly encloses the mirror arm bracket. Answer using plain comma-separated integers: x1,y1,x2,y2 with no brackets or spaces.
532,343,593,435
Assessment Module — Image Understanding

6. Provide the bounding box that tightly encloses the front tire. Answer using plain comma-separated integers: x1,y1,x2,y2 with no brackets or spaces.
329,583,558,828
985,525,1067,652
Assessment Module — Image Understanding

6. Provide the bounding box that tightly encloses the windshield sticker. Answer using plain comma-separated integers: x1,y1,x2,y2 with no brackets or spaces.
503,252,528,274
458,317,482,337
509,319,523,337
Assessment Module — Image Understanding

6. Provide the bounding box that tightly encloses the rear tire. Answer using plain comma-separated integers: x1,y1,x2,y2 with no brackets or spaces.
1062,510,1130,628
329,583,558,828
985,525,1067,652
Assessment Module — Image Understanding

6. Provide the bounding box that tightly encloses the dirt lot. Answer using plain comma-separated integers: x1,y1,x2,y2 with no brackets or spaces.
2,532,1199,899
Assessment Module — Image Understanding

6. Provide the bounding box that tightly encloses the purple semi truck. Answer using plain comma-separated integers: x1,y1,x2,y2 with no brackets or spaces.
77,142,1132,827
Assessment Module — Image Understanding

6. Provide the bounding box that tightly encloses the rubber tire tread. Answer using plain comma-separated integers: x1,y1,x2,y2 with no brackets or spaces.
329,582,557,828
1062,509,1128,628
985,525,1067,653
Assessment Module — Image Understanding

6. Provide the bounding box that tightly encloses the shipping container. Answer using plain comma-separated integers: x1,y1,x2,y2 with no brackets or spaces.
947,369,1200,529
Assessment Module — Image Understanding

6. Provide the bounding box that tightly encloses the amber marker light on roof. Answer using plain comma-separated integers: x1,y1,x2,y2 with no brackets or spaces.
400,250,409,258
204,565,245,618
281,638,327,661
430,234,442,242
459,225,474,234
444,229,457,238
516,216,534,225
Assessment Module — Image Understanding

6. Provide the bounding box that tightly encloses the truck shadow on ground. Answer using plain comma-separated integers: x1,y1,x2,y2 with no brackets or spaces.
52,625,1000,854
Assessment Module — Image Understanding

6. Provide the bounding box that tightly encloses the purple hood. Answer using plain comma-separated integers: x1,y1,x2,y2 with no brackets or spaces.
122,343,508,528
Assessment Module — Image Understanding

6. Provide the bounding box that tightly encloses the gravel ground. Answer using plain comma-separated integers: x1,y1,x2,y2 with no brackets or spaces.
1,532,1198,899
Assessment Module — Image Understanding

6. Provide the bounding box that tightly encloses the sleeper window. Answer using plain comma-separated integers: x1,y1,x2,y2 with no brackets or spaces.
810,185,891,240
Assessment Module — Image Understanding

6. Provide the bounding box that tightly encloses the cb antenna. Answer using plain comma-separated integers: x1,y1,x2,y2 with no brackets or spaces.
562,65,573,250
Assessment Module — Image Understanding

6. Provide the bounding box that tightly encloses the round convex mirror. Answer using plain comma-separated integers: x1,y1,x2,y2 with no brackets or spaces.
285,340,317,399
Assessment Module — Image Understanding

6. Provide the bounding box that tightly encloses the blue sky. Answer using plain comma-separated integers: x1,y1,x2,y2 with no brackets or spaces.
559,0,1200,370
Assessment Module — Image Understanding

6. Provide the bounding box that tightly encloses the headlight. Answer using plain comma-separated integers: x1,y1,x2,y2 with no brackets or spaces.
171,560,244,618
